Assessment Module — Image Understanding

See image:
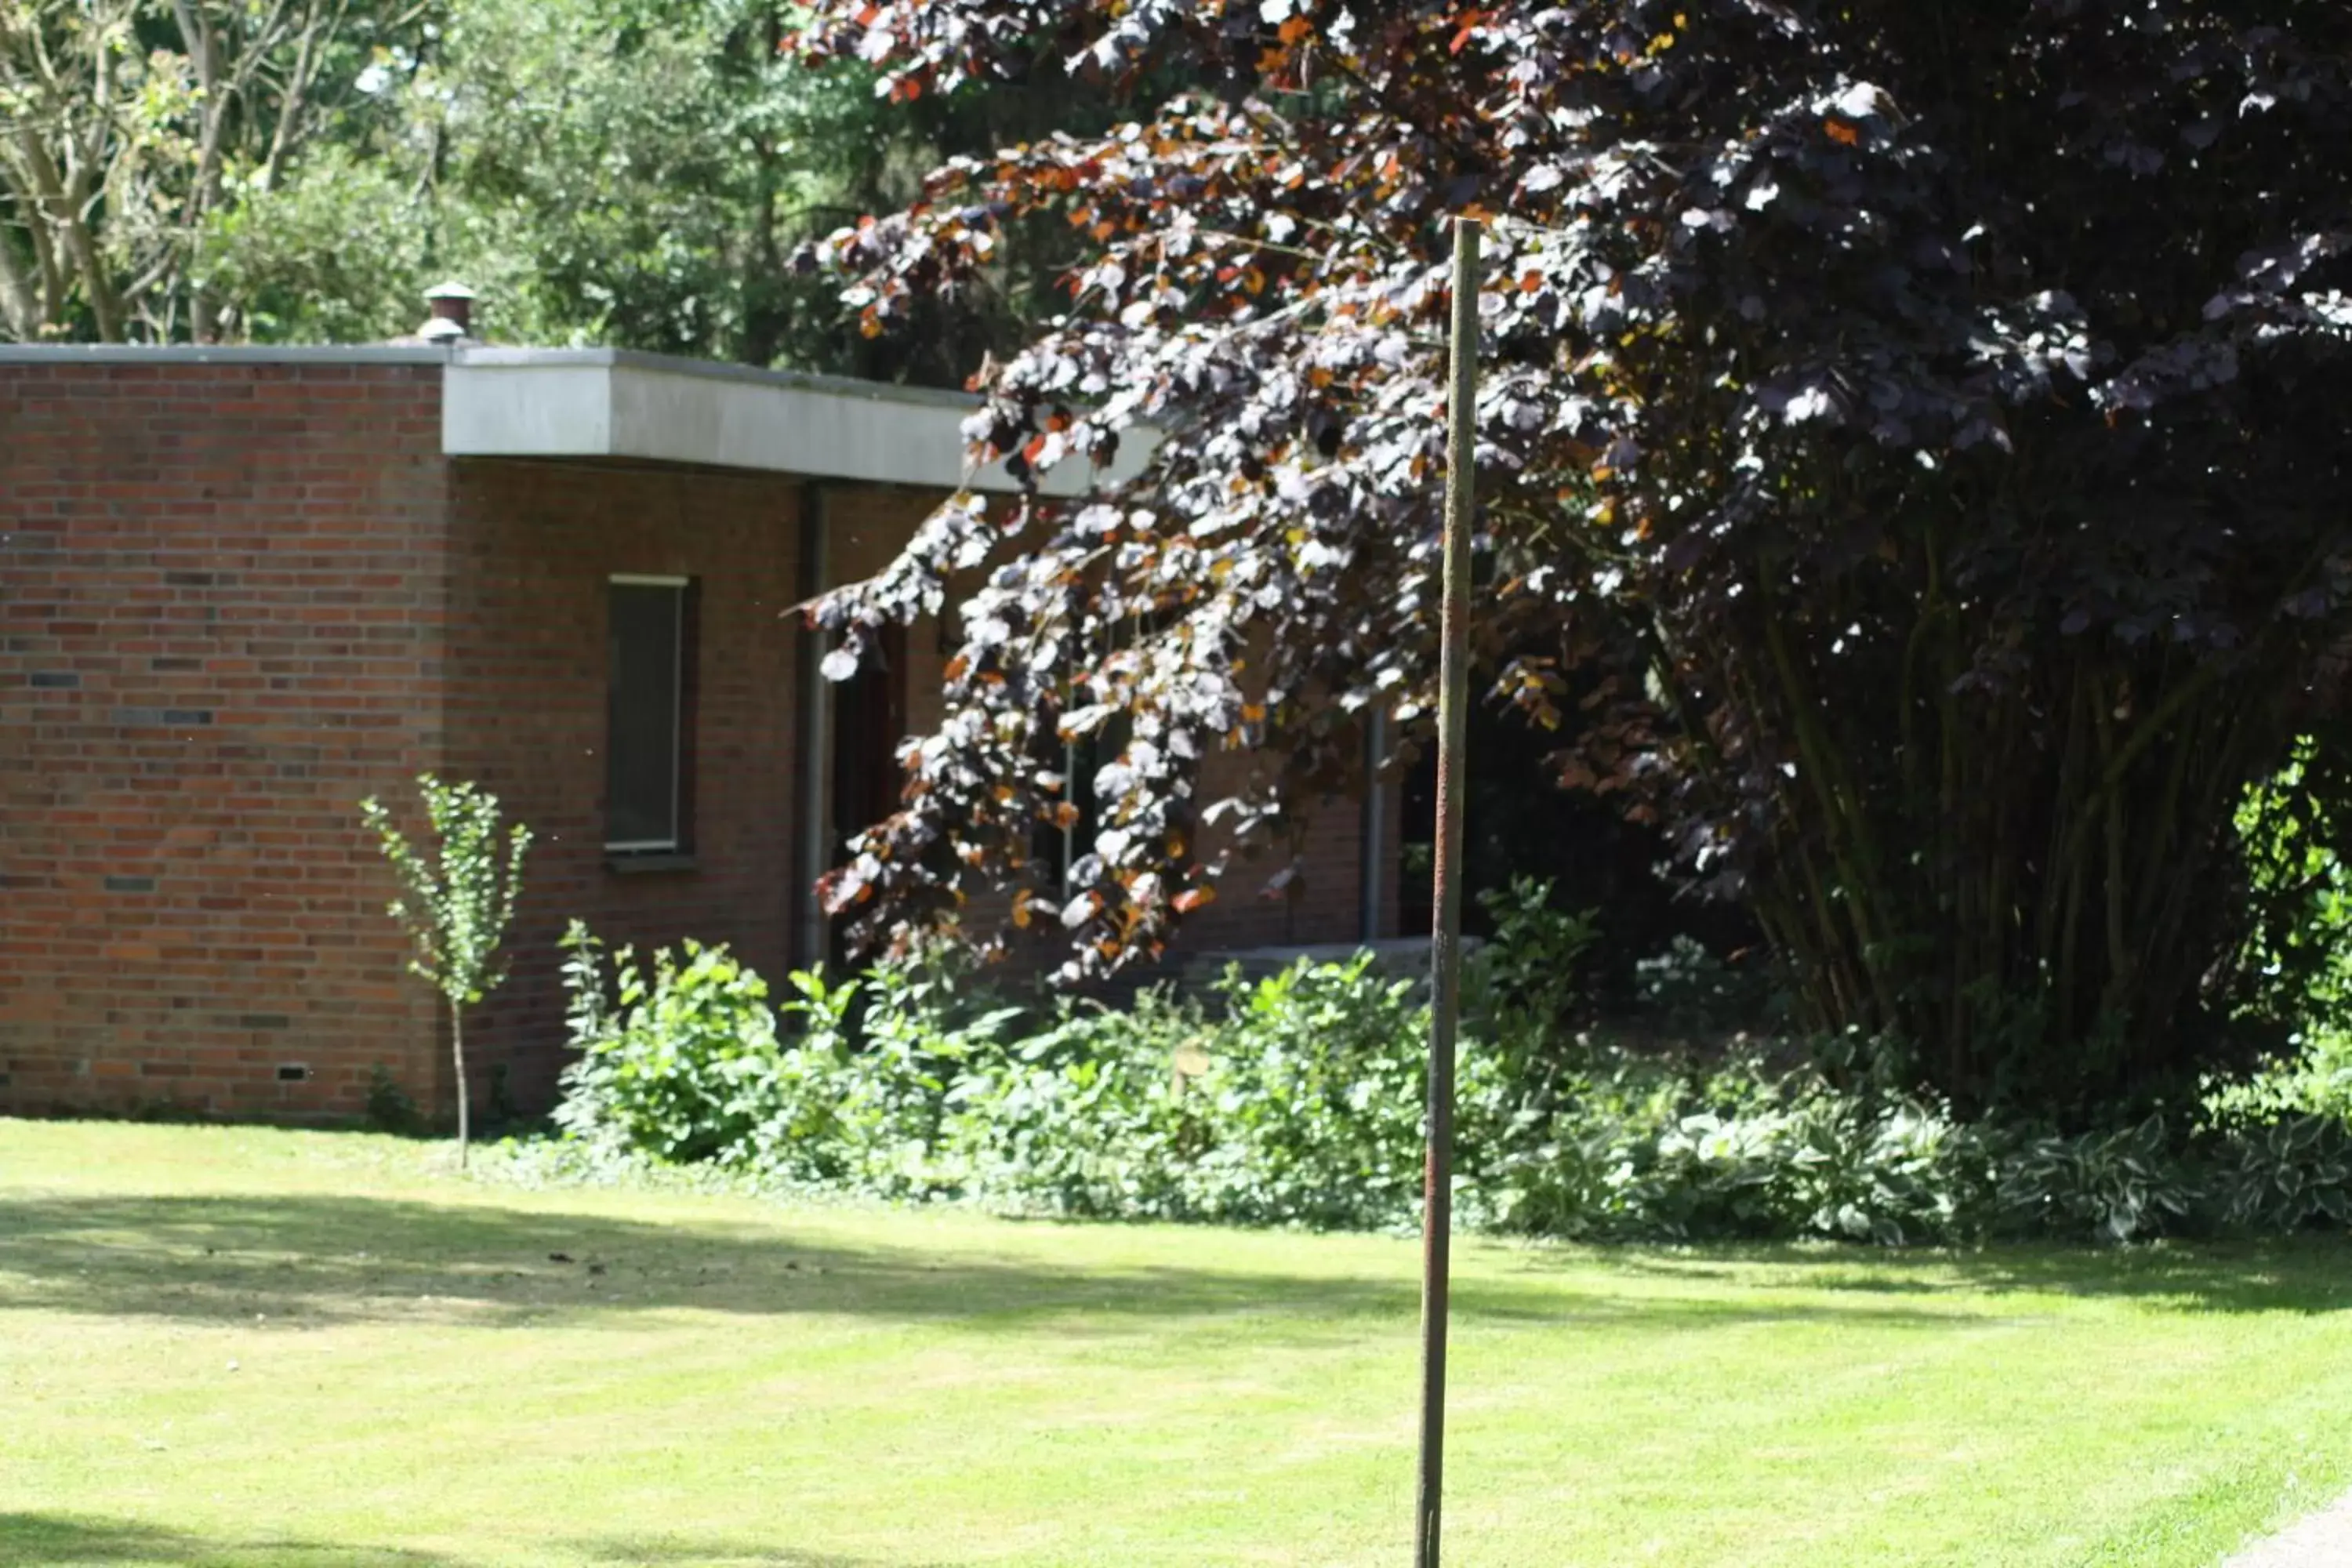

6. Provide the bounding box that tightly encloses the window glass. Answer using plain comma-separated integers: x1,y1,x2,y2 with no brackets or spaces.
1039,710,1132,892
608,579,686,850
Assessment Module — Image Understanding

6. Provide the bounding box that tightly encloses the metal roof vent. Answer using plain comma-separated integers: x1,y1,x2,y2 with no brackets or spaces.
419,281,477,343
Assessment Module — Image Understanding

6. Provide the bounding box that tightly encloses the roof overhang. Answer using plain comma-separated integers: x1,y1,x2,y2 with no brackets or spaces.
442,347,1145,496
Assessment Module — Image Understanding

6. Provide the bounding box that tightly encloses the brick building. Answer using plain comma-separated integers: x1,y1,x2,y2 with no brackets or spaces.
0,343,1402,1122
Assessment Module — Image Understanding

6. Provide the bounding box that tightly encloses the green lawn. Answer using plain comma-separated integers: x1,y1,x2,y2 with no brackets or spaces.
5,1123,2352,1566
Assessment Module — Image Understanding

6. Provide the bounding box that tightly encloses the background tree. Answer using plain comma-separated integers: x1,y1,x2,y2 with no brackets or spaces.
361,775,530,1166
0,0,423,341
5,0,1185,382
790,0,2352,1116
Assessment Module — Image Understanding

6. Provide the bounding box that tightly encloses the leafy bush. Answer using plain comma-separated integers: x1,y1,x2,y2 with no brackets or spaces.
365,1065,423,1135
552,924,785,1166
546,909,2352,1247
1991,1119,2198,1244
1477,1056,1987,1247
1467,883,1599,1042
2205,1115,2352,1233
938,989,1208,1220
554,926,1026,1194
2236,738,2352,1029
1632,936,1783,1042
2204,1031,2352,1131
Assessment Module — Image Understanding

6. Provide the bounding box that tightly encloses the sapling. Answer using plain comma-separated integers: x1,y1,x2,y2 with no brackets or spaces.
360,775,532,1167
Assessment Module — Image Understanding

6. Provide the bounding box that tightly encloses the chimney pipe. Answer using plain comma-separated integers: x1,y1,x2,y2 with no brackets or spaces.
419,281,477,343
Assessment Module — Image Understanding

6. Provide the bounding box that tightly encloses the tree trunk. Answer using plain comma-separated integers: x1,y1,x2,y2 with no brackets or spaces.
450,1002,470,1170
0,228,38,340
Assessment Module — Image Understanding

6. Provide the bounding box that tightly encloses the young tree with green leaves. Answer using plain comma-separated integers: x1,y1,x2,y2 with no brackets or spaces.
360,774,531,1166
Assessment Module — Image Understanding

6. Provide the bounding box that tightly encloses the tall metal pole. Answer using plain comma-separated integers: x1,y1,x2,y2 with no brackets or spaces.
1415,215,1480,1568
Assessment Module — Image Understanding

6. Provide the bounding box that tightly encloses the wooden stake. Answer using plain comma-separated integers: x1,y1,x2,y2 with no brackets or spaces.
1415,213,1480,1568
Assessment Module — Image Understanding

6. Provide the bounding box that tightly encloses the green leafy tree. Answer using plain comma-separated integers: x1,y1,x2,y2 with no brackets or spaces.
0,0,428,342
6,0,1176,376
360,774,531,1165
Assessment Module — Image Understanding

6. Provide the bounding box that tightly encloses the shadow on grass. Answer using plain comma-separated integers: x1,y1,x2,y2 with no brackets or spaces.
0,1192,2004,1336
570,1535,946,1566
1532,1236,2352,1316
0,1512,451,1566
0,1515,916,1567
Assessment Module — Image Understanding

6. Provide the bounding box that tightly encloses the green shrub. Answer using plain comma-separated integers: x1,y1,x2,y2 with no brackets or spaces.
1478,1053,1986,1246
1632,935,1781,1040
1991,1118,2197,1243
2236,737,2352,1033
765,959,1028,1198
941,989,1207,1220
1184,956,1438,1227
2203,1114,2352,1233
2203,1030,2352,1130
948,955,1503,1229
551,923,785,1166
364,1065,423,1135
543,912,2352,1247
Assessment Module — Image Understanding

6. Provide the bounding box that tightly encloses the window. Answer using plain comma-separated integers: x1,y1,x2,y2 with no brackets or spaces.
1037,711,1131,894
606,575,692,853
831,622,908,862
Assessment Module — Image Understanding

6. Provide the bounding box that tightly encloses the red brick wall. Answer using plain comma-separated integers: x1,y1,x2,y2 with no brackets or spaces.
0,358,448,1120
0,361,1399,1125
438,457,826,1111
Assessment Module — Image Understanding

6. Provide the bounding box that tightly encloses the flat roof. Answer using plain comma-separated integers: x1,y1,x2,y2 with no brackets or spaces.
0,343,453,366
0,343,1145,495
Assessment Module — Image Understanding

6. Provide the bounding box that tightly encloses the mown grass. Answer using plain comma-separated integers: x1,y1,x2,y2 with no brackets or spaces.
5,1120,2352,1566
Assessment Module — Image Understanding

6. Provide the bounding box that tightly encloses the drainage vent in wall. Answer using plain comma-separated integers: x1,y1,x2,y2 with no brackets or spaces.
276,1064,310,1083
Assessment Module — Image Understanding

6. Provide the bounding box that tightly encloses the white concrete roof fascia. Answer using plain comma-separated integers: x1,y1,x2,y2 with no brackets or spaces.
454,346,981,410
443,348,1149,497
0,342,1151,496
443,357,615,459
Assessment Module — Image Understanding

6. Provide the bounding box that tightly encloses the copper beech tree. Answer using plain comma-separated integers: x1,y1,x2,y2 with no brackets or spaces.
790,0,2352,1112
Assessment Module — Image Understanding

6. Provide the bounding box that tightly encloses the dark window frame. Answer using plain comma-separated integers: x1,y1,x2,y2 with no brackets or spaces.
605,575,697,855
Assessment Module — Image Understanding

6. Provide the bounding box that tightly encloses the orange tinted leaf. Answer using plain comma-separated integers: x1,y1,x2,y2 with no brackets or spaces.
1824,118,1861,146
1173,887,1215,913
